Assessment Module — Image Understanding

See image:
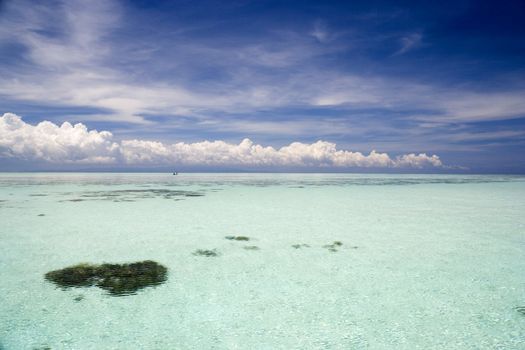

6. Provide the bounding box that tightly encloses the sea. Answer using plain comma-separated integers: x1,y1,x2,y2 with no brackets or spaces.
0,173,524,349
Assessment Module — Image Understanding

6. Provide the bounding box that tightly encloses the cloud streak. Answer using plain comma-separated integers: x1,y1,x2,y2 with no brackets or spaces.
393,32,422,56
0,1,523,172
0,113,442,168
1,0,524,130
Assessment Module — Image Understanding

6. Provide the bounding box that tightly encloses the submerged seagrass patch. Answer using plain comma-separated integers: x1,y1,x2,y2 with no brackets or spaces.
44,260,168,296
192,249,220,257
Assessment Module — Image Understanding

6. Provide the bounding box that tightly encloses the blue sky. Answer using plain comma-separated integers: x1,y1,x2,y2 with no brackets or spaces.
0,0,524,172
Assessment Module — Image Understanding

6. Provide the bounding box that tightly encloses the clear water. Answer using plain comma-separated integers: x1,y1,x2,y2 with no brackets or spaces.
0,173,524,349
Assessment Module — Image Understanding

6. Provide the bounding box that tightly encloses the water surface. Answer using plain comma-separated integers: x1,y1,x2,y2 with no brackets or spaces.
1,173,524,349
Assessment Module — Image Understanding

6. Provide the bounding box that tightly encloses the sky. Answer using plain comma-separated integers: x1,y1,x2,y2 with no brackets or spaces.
0,0,524,172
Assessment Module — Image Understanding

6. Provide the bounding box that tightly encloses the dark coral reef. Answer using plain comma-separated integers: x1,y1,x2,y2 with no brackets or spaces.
323,241,343,252
225,235,250,241
45,260,168,296
192,249,220,257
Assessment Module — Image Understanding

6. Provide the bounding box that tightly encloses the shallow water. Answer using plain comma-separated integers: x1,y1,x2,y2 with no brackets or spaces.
0,173,524,349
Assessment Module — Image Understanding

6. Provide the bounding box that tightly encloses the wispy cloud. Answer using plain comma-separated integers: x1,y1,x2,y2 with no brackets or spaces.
0,0,524,130
310,21,331,43
393,32,422,56
0,0,524,172
312,75,525,123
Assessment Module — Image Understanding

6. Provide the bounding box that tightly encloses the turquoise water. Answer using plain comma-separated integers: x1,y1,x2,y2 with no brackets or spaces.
0,173,524,349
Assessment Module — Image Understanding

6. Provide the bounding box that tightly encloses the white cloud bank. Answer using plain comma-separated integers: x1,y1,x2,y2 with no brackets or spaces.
0,113,442,168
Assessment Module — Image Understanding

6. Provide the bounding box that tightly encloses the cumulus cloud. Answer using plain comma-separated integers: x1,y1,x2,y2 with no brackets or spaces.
394,153,442,168
0,113,443,168
0,113,119,163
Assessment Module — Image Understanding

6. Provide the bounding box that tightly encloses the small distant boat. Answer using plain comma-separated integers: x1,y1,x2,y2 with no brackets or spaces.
172,172,178,175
